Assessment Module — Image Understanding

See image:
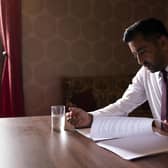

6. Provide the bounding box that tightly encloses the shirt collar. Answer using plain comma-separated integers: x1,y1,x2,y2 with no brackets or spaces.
159,65,168,78
165,66,168,72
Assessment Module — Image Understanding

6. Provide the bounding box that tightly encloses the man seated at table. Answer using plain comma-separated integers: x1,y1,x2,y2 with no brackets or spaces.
66,18,168,133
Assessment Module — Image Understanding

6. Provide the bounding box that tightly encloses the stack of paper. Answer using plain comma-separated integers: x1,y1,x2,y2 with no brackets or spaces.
77,116,168,160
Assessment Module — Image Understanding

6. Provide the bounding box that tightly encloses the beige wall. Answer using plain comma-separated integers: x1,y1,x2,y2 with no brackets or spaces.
22,0,166,116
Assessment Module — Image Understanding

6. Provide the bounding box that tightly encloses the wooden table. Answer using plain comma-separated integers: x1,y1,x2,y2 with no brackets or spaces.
0,116,167,168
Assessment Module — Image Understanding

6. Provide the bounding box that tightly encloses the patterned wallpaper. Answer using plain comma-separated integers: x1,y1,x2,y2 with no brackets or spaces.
22,0,166,116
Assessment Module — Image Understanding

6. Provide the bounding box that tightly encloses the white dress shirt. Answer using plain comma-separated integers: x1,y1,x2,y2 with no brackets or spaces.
90,66,167,120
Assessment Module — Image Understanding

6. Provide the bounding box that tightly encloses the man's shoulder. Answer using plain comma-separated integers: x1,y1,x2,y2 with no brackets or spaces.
136,66,159,79
136,66,148,76
133,66,152,82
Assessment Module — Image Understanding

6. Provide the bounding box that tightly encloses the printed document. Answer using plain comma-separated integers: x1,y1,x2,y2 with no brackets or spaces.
77,116,168,160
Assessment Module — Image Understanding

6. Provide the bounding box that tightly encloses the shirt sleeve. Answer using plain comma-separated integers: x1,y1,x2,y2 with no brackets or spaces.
89,67,147,117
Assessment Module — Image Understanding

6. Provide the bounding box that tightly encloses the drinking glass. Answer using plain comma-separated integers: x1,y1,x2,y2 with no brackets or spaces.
51,105,65,132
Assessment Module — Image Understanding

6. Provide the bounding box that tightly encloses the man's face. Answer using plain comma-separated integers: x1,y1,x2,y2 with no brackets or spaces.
128,35,166,73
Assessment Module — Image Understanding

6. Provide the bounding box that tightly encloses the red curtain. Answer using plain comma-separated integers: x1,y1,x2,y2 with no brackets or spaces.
0,0,24,117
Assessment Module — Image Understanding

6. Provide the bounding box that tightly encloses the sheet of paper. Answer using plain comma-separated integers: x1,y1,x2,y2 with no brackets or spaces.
97,133,168,160
90,116,153,141
76,128,91,139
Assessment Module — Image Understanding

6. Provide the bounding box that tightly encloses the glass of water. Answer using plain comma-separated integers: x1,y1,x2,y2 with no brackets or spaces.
51,105,65,132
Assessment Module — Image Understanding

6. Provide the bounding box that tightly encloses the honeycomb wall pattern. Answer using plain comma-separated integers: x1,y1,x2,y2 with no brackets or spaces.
22,0,167,115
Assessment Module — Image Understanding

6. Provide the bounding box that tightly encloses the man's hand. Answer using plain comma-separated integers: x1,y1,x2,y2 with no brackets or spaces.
66,107,93,128
152,120,168,136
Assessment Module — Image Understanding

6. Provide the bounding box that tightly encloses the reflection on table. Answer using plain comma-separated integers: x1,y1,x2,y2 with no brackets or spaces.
0,116,167,168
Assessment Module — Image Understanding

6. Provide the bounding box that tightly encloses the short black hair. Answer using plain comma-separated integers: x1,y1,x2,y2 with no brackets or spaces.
123,18,168,43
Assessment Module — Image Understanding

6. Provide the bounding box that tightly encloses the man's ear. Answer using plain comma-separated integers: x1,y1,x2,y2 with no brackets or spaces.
158,35,168,49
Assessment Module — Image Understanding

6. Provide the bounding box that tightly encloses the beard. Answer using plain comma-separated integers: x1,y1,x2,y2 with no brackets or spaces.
143,50,167,73
143,61,166,73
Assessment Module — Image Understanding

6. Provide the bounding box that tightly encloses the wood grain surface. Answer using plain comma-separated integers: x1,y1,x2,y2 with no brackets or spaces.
0,116,167,168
